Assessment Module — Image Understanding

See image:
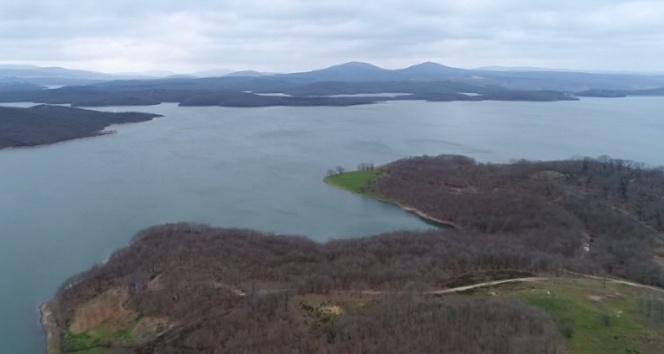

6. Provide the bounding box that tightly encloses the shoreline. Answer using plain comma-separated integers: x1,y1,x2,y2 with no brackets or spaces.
0,130,117,151
40,301,59,354
323,177,460,230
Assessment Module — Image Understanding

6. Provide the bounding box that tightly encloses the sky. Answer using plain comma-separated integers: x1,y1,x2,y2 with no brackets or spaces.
1,0,664,74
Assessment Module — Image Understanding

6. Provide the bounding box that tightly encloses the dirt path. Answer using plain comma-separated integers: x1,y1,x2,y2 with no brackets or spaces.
426,277,547,294
360,275,664,296
202,273,664,298
359,277,547,296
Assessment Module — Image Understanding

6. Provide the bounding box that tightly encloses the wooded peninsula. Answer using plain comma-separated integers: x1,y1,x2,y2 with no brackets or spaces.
0,105,161,149
42,155,664,353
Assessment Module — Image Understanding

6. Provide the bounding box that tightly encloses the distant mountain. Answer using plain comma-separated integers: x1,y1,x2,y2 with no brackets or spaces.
2,61,664,105
281,62,393,82
224,70,267,77
0,66,114,80
277,61,478,82
0,65,174,86
113,70,182,78
3,62,664,91
191,69,235,78
396,62,469,79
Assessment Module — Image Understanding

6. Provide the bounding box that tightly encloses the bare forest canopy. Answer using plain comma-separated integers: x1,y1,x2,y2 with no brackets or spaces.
0,105,161,148
51,224,567,354
47,155,664,353
366,155,664,287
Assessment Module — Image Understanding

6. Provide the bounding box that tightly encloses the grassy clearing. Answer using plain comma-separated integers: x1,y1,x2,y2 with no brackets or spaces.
304,279,664,353
55,286,172,353
484,278,664,354
61,330,109,352
324,168,382,195
61,317,147,353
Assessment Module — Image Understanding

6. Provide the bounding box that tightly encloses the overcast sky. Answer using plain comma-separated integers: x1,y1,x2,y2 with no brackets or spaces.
1,0,664,73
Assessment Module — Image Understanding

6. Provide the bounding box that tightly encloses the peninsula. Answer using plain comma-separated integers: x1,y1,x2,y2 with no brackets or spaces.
0,105,161,149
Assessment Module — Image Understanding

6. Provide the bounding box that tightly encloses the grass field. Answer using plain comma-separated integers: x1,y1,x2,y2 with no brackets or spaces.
484,278,664,354
324,168,382,195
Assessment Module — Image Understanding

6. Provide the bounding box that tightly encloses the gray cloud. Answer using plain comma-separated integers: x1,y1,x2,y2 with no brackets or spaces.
1,0,663,72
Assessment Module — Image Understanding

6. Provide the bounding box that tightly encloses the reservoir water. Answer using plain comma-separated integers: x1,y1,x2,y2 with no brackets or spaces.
2,98,664,353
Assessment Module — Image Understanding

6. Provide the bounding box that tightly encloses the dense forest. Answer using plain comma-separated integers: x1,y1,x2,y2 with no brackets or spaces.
371,155,664,287
44,155,664,353
48,224,566,354
0,105,160,148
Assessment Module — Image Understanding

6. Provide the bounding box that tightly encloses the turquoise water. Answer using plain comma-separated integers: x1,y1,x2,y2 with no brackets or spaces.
1,98,664,353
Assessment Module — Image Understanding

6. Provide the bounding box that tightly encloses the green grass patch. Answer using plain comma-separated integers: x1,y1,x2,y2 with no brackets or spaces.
61,316,144,353
61,331,110,352
324,167,457,229
324,169,382,195
500,279,664,354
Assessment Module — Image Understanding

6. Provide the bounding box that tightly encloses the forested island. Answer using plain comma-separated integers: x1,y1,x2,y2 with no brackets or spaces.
43,155,664,353
0,84,577,108
177,91,383,107
0,105,161,148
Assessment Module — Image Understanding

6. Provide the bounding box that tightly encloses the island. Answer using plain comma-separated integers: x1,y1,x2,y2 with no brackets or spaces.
178,91,383,107
43,155,664,353
0,105,161,149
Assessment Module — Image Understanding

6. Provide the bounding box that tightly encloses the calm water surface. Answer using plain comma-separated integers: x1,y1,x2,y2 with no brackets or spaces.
1,98,664,353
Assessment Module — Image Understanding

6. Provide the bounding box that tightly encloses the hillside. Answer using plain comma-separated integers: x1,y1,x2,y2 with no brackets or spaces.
44,224,571,354
43,155,664,353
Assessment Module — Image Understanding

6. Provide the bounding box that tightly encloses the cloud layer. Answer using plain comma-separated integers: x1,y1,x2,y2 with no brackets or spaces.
1,0,663,73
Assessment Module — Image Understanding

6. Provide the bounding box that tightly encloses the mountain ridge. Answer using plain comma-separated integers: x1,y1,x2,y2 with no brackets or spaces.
3,61,664,91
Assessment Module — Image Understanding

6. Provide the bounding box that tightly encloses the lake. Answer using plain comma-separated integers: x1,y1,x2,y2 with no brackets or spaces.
2,97,664,353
